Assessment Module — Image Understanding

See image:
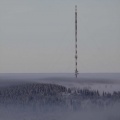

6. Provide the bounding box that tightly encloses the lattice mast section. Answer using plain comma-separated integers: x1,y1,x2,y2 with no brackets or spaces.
75,5,79,78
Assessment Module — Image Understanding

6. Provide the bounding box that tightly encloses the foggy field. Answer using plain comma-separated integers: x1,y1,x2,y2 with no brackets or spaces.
0,104,120,120
0,73,120,120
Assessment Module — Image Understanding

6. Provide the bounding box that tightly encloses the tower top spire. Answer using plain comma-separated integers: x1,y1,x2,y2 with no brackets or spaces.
75,5,77,12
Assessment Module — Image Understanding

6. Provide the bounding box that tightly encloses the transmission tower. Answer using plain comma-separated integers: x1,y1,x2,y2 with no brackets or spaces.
75,5,79,78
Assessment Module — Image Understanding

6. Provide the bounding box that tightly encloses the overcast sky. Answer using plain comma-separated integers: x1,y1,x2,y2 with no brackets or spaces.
0,0,120,73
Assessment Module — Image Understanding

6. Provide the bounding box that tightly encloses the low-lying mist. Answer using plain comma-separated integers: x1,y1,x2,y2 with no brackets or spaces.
0,82,120,120
0,102,120,120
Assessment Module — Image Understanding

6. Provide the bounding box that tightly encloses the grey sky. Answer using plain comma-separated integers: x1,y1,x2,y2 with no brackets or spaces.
0,0,120,73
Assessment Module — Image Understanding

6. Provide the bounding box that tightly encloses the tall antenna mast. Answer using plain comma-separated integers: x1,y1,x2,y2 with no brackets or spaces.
75,5,78,78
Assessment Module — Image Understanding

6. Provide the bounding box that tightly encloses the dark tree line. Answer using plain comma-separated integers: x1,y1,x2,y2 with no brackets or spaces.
0,83,120,108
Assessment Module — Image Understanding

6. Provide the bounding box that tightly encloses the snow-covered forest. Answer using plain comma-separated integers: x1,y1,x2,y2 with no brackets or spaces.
0,83,120,108
0,74,120,120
